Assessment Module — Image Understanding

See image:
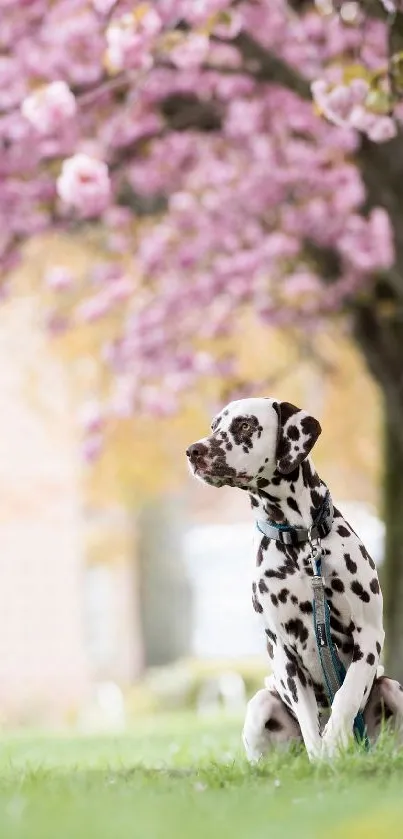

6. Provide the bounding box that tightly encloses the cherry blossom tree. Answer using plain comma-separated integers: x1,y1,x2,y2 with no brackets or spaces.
3,0,403,675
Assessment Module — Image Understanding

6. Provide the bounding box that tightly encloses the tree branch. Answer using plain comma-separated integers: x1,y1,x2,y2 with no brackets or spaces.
228,31,312,99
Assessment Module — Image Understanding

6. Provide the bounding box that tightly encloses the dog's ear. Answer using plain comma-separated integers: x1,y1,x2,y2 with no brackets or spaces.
273,401,321,475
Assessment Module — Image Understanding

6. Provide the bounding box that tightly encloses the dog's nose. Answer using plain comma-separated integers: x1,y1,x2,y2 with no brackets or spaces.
186,443,204,461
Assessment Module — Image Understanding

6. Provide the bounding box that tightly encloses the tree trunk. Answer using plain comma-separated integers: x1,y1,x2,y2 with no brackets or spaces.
381,414,403,682
137,494,192,668
353,304,403,682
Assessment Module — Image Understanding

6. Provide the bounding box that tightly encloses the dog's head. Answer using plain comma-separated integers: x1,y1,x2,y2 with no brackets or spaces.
186,397,321,489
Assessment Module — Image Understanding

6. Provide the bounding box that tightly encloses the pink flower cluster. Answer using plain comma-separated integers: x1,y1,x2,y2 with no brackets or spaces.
0,0,400,451
105,7,162,73
22,81,77,134
57,154,111,217
311,79,397,142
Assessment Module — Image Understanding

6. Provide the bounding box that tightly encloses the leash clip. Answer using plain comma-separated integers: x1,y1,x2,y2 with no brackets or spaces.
308,526,322,577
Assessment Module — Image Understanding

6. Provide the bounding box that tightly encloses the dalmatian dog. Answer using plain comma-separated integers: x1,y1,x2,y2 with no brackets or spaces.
186,397,403,760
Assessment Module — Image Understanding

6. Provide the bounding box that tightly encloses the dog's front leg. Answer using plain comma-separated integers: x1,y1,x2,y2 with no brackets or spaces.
322,593,385,758
274,644,322,761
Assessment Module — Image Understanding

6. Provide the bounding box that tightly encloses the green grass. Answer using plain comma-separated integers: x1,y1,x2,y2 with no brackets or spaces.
1,713,403,839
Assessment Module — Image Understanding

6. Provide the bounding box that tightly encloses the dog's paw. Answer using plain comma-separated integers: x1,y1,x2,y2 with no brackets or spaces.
321,719,350,759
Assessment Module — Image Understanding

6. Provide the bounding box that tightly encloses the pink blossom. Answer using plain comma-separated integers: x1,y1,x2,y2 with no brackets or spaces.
313,82,354,124
140,386,177,417
0,0,400,435
92,0,117,13
349,78,371,105
45,265,74,291
21,81,76,134
182,0,232,26
213,10,243,40
106,8,162,72
0,56,27,110
79,399,104,434
46,11,105,87
349,105,375,132
82,433,104,463
57,154,111,217
75,291,113,322
367,208,394,268
45,311,70,336
311,76,396,144
282,271,321,298
106,275,133,303
170,34,210,70
366,116,397,143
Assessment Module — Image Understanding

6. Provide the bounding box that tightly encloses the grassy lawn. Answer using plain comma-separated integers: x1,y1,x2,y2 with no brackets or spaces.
0,713,402,839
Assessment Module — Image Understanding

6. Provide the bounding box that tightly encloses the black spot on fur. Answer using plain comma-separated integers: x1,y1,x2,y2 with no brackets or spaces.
278,588,289,604
309,489,323,519
287,496,301,515
258,579,268,595
287,677,298,703
271,594,278,606
344,553,357,574
331,578,345,594
370,578,380,595
359,544,376,569
367,653,376,665
352,644,364,662
330,615,347,636
265,718,283,732
252,582,263,613
229,414,260,447
284,619,309,645
299,600,313,614
286,661,297,677
376,641,382,655
351,580,370,603
328,600,341,617
301,459,321,488
284,646,307,687
337,525,350,538
261,491,281,504
288,425,300,441
265,628,277,644
265,559,297,580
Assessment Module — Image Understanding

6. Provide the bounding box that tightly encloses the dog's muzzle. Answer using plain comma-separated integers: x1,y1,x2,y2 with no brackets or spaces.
186,441,228,485
186,442,208,471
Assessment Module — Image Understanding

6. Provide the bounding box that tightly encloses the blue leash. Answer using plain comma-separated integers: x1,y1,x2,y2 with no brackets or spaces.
312,551,369,749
